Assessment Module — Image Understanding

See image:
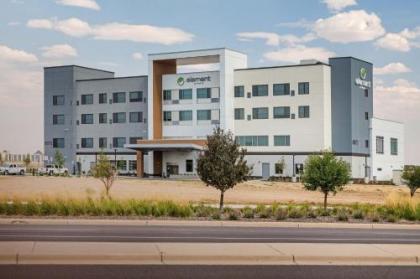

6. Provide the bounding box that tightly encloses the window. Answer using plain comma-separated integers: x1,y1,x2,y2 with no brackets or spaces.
129,112,143,123
275,163,284,174
364,89,369,97
113,112,126,123
113,137,126,148
53,114,64,125
99,137,107,149
129,137,142,144
112,92,126,103
53,95,65,106
234,86,244,97
252,107,269,119
163,90,172,101
298,82,310,95
81,138,93,148
273,107,290,119
365,112,369,120
81,94,93,105
99,93,107,104
179,110,192,121
252,85,268,97
365,140,369,148
163,111,172,122
273,83,290,96
197,88,211,99
298,106,310,118
197,110,211,121
116,160,126,171
129,160,137,171
53,138,64,148
186,160,193,172
99,113,107,124
234,108,245,120
274,135,290,146
235,136,269,146
130,91,143,102
81,114,94,124
179,89,192,100
391,138,398,155
376,136,384,154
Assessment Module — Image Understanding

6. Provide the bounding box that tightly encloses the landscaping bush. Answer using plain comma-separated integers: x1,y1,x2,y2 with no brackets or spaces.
352,209,365,220
288,207,304,219
337,209,349,221
241,206,255,219
275,207,288,220
228,210,239,220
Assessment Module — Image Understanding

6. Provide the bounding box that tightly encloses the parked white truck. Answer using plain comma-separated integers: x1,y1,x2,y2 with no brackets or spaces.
38,164,69,176
0,164,25,175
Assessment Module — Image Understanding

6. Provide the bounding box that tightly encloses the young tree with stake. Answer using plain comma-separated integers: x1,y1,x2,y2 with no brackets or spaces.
197,128,251,210
402,166,420,197
301,151,351,210
92,153,116,198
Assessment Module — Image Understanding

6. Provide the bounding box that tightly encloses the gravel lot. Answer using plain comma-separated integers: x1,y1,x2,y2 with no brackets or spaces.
0,175,411,205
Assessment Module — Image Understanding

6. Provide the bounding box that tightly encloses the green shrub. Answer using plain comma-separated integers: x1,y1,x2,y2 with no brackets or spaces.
386,214,397,223
211,212,221,220
275,208,288,220
288,207,304,219
241,207,255,219
306,208,318,219
228,210,239,220
337,209,348,221
352,209,364,220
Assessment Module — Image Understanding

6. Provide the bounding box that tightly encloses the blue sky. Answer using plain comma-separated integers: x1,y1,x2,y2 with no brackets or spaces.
1,0,420,163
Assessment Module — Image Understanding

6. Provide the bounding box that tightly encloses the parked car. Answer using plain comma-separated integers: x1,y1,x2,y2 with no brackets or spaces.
0,164,25,175
38,164,69,176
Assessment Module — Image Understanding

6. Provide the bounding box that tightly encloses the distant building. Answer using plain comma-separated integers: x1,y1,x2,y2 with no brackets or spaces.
1,150,44,168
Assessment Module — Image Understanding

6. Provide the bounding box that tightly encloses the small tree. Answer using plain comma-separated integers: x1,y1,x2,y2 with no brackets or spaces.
92,153,116,198
23,154,31,171
301,151,351,210
401,166,420,197
197,128,251,210
275,157,286,176
54,150,65,168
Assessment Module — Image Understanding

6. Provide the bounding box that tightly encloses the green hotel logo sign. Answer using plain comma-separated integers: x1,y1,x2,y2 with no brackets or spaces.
177,77,185,86
355,67,371,89
360,67,368,80
176,75,211,86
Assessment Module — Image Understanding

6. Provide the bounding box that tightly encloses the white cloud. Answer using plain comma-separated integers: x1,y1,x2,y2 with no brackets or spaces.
375,33,411,52
7,21,20,26
264,45,335,63
27,19,53,29
56,0,100,10
322,0,357,12
374,62,411,75
375,27,420,52
41,44,78,58
132,52,143,60
0,44,38,63
314,10,385,43
236,32,315,46
27,17,194,45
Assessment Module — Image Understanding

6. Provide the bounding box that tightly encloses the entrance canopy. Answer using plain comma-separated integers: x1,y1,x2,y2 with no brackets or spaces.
125,139,207,152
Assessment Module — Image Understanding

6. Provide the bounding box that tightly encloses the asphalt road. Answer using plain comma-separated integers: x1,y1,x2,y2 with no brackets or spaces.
1,224,420,243
1,265,420,279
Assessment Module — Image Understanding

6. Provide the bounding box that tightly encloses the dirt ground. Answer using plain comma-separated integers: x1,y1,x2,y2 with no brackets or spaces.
0,175,412,205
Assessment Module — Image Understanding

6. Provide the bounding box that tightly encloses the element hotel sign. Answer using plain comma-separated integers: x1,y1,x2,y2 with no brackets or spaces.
355,67,371,89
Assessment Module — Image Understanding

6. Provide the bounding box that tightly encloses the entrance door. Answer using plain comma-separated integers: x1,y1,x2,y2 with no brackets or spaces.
167,164,179,175
262,163,270,180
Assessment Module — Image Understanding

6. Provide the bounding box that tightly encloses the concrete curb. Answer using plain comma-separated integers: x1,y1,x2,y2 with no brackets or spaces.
1,218,420,230
1,242,419,266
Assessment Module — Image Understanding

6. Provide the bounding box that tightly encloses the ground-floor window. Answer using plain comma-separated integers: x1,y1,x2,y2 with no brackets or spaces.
111,160,127,171
275,163,284,174
186,160,193,172
129,160,137,171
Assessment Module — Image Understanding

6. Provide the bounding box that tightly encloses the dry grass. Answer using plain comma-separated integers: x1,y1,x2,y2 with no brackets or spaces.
0,175,415,205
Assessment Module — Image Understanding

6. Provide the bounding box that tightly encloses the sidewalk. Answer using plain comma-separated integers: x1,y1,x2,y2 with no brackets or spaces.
1,217,420,230
1,241,419,265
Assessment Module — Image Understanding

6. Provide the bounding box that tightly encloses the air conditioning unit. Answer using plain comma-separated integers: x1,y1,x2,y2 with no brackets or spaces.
247,115,251,121
109,99,113,104
291,114,295,119
109,119,113,124
291,90,295,96
247,92,251,98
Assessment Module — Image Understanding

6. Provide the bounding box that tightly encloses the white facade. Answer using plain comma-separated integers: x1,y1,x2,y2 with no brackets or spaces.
371,118,404,181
